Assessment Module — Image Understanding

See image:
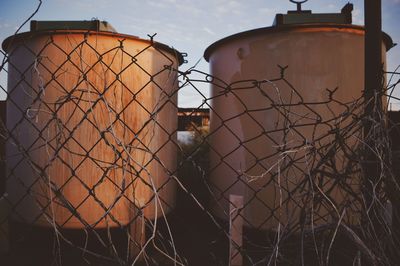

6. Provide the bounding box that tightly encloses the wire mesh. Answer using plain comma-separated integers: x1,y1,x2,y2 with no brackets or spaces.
0,6,400,266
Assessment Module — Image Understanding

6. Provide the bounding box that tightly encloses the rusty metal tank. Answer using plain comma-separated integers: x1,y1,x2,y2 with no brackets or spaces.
3,20,183,228
204,5,393,230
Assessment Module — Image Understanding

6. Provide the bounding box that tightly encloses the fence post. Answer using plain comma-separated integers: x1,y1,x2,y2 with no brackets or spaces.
229,194,243,266
129,200,146,262
0,193,9,253
363,0,384,262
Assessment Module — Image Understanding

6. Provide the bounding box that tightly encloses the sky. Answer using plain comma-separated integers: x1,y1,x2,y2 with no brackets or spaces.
0,0,399,107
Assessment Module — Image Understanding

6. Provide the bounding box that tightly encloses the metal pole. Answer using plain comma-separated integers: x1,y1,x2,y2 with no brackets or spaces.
364,1,382,101
363,0,383,208
363,0,383,260
229,194,243,266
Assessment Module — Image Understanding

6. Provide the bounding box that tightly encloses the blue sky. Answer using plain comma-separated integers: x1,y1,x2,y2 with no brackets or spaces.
0,0,399,107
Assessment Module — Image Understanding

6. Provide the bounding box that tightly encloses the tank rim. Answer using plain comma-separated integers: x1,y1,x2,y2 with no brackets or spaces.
2,29,185,65
204,24,394,62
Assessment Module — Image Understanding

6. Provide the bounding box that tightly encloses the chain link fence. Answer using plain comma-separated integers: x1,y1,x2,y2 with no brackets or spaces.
0,9,400,266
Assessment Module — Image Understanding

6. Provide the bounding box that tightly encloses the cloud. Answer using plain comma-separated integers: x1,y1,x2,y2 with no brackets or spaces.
352,8,363,25
257,7,275,15
0,22,11,29
148,1,167,9
214,0,244,16
328,4,337,10
203,27,215,35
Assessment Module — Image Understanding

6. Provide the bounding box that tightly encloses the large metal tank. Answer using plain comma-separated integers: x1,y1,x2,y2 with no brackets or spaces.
3,20,183,228
204,6,393,230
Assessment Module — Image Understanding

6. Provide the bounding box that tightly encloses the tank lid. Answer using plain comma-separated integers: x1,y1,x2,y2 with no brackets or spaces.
273,1,353,26
204,1,395,61
2,20,185,65
204,24,394,62
30,20,117,33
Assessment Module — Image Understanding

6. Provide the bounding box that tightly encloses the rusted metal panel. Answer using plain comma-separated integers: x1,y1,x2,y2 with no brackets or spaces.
4,29,180,228
206,25,390,230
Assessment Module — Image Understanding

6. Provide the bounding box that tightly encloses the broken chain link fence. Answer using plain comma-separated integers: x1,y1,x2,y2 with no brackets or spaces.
0,10,400,266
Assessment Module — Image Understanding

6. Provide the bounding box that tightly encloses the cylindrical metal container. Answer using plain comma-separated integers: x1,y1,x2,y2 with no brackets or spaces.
204,24,393,231
3,22,183,228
